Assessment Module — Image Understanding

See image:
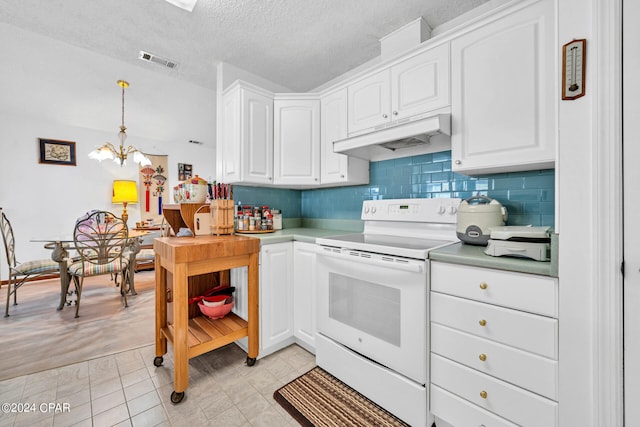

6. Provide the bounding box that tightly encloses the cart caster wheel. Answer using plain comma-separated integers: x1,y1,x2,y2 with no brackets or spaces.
153,356,163,367
246,357,256,366
170,391,184,404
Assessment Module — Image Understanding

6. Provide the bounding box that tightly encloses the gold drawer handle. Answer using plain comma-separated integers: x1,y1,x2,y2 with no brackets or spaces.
480,390,488,399
479,282,488,290
479,319,487,327
479,353,487,362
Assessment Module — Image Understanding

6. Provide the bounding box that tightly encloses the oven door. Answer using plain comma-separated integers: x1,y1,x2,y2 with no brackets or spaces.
316,245,429,384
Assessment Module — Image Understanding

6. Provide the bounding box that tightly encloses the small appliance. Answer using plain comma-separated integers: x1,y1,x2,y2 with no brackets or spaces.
456,195,507,245
484,225,551,261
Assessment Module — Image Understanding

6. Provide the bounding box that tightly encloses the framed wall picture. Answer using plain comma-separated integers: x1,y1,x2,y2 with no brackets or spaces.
38,138,76,166
178,163,192,181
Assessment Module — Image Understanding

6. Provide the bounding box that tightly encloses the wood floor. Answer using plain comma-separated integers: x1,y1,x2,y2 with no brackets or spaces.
0,270,157,381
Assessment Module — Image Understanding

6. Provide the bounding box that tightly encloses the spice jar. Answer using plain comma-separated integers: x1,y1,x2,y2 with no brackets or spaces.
271,210,282,230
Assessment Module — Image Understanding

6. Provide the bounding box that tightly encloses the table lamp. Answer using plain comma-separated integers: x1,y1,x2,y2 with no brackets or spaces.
112,180,138,224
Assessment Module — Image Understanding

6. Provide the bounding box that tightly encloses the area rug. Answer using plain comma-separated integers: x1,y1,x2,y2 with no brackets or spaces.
274,366,410,427
0,271,156,381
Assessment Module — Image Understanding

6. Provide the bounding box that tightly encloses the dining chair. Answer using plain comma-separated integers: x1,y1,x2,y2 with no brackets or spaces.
67,210,130,318
1,211,60,317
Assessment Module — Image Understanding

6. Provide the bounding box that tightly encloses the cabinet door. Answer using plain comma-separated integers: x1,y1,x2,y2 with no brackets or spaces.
320,89,369,185
431,262,558,317
347,69,391,134
221,83,274,185
431,384,519,427
293,242,317,352
391,43,450,121
242,89,273,184
260,242,294,354
221,87,241,182
431,292,558,359
230,266,248,321
431,354,558,427
273,98,321,185
450,0,556,174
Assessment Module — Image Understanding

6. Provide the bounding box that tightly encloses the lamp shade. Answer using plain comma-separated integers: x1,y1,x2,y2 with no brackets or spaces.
112,180,139,204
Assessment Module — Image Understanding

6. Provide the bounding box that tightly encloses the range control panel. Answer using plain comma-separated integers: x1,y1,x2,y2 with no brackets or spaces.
361,198,461,223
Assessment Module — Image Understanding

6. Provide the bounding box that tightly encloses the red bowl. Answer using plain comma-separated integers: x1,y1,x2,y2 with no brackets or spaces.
198,300,233,320
201,295,229,307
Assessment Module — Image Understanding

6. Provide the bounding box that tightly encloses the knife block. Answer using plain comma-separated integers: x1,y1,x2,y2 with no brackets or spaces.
210,199,235,235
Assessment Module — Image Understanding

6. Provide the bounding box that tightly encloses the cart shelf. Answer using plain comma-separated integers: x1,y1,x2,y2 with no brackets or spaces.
161,313,249,359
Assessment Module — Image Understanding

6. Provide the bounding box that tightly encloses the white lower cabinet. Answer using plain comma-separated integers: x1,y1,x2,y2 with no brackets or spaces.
292,242,317,352
232,242,294,358
430,384,518,427
232,241,318,358
260,242,294,356
430,262,559,427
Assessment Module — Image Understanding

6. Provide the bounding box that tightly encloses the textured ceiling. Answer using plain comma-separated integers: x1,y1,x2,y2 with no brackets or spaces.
0,0,489,92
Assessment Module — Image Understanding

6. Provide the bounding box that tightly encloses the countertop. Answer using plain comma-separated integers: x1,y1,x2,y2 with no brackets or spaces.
230,227,559,278
153,235,260,263
429,242,558,277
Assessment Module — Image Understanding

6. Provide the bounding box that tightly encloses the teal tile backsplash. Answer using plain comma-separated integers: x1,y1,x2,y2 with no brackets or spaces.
234,151,555,227
232,186,302,218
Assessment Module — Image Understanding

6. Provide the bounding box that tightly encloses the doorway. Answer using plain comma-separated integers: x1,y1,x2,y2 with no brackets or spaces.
623,0,640,424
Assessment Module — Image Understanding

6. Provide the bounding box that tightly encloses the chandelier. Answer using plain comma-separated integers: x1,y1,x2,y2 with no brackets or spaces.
88,80,151,167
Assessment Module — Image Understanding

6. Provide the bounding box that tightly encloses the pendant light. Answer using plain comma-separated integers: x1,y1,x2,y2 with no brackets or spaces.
88,80,151,167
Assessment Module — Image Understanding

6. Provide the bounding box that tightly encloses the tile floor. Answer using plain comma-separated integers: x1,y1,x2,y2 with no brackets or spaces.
0,343,315,426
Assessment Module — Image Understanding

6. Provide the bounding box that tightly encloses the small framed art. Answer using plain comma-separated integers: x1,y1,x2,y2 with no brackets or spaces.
38,138,77,166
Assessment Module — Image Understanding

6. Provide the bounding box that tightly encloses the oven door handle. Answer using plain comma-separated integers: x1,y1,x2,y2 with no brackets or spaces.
317,246,425,273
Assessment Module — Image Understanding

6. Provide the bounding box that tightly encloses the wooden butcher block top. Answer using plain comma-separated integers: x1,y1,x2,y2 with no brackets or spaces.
153,235,260,265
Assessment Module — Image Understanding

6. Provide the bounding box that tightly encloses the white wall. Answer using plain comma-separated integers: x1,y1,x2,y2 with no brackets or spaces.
557,0,623,425
0,23,217,279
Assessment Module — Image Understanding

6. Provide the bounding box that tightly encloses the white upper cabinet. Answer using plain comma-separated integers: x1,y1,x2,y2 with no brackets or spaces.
273,96,321,186
221,82,274,184
348,43,450,135
320,88,369,185
348,69,391,134
391,43,450,122
450,0,556,174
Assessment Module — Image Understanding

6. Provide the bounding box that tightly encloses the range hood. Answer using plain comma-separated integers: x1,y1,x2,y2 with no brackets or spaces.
333,113,451,161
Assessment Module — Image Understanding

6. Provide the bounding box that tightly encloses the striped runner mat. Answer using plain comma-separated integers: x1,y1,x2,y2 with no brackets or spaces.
273,366,410,427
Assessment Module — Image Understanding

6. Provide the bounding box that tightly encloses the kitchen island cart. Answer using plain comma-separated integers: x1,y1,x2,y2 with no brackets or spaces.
153,235,260,404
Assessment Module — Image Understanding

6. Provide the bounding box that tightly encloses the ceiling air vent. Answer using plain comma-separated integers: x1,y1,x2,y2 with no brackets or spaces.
138,51,178,69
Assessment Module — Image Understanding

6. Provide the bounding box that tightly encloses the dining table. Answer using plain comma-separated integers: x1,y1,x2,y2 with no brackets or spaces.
31,229,151,311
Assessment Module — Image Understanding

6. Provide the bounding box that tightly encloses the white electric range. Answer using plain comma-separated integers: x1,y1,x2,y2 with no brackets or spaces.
315,197,461,427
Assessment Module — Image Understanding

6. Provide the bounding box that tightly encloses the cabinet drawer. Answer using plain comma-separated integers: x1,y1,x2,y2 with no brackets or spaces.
431,354,558,427
431,384,518,427
431,292,557,359
431,262,558,317
431,323,558,399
